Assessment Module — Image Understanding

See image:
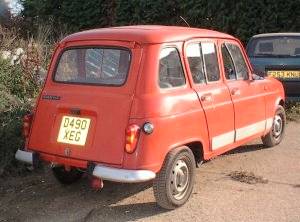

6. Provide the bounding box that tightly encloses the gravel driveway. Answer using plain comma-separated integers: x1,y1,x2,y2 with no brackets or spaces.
1,122,299,222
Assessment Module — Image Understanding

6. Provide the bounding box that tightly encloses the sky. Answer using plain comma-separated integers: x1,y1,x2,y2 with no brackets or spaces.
4,0,22,14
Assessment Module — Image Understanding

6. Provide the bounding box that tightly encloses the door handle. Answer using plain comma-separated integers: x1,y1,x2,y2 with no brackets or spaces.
231,88,240,96
201,93,212,102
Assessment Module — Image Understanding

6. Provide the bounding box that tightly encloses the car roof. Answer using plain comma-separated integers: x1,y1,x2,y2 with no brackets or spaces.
251,33,300,38
62,25,235,44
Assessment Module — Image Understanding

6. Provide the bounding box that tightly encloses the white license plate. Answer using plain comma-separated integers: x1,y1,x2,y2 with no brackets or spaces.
268,70,300,78
57,116,91,146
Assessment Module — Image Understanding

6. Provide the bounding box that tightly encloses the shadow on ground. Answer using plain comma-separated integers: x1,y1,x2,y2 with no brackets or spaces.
76,181,167,222
80,201,166,222
224,143,269,155
0,169,167,222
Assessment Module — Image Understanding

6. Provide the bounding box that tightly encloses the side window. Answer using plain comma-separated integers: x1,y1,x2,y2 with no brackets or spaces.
226,43,249,80
159,48,186,89
186,43,206,84
221,44,236,80
202,42,220,82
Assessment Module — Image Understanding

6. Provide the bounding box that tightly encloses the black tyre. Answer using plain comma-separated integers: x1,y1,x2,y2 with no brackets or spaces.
262,105,286,147
52,166,83,185
153,146,196,210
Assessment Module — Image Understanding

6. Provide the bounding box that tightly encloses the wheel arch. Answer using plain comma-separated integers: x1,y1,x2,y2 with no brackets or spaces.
185,141,204,167
166,139,205,168
274,97,285,114
278,98,285,107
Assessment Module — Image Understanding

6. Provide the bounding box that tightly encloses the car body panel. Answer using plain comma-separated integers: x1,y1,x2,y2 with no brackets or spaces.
221,39,267,141
22,26,284,174
28,40,142,165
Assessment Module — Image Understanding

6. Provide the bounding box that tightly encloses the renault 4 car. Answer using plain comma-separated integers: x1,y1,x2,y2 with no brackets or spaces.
247,33,300,101
16,26,285,209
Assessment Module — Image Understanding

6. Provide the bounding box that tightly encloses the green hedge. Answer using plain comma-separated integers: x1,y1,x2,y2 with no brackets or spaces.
21,0,300,42
0,100,28,176
0,59,34,176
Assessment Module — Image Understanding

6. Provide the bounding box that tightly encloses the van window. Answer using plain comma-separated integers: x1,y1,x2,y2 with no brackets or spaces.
54,48,131,86
247,36,300,58
202,43,220,82
186,43,206,84
159,48,186,88
226,43,249,80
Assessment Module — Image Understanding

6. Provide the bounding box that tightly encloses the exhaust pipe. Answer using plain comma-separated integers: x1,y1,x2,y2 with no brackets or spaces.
90,176,104,190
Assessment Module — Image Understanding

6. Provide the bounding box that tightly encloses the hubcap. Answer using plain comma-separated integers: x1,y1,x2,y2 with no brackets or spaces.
170,159,189,200
272,114,283,139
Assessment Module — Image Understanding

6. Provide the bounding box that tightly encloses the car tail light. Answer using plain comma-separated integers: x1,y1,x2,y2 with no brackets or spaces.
125,124,140,154
23,113,33,138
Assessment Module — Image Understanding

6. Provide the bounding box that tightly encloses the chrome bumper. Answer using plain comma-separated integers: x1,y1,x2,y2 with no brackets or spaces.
92,165,156,183
15,149,39,167
15,149,155,183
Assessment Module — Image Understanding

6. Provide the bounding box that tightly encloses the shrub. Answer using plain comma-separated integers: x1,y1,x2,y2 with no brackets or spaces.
0,26,54,176
286,102,300,122
0,92,29,176
0,60,33,176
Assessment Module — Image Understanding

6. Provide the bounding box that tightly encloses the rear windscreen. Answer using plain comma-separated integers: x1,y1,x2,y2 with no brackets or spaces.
247,36,300,58
54,47,131,86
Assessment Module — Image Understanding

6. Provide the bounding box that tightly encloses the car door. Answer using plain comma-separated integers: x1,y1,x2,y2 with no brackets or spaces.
184,40,235,152
220,40,266,142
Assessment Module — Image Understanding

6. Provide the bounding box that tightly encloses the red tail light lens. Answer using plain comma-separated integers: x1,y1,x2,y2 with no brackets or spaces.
23,113,33,138
125,124,140,154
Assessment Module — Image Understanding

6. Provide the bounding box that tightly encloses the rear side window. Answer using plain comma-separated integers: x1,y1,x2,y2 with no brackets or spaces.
226,43,249,80
202,42,220,82
159,48,186,89
54,48,131,86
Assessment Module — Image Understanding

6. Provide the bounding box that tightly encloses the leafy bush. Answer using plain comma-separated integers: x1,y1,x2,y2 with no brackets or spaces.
0,58,33,99
0,26,54,176
0,88,29,176
0,59,32,176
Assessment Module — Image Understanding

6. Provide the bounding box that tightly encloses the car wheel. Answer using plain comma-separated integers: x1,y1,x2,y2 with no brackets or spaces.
153,146,196,210
52,166,83,185
262,105,286,147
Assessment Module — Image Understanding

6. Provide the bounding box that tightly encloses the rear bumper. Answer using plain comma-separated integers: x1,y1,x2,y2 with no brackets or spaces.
15,149,156,183
92,165,156,183
15,149,40,167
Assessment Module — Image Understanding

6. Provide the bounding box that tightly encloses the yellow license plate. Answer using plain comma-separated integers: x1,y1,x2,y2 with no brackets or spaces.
268,70,300,79
57,116,91,146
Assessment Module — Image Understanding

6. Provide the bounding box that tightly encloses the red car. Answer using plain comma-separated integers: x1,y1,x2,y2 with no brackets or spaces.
15,26,285,209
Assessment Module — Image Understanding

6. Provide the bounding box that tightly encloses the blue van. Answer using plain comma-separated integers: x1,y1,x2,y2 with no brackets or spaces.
247,33,300,101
